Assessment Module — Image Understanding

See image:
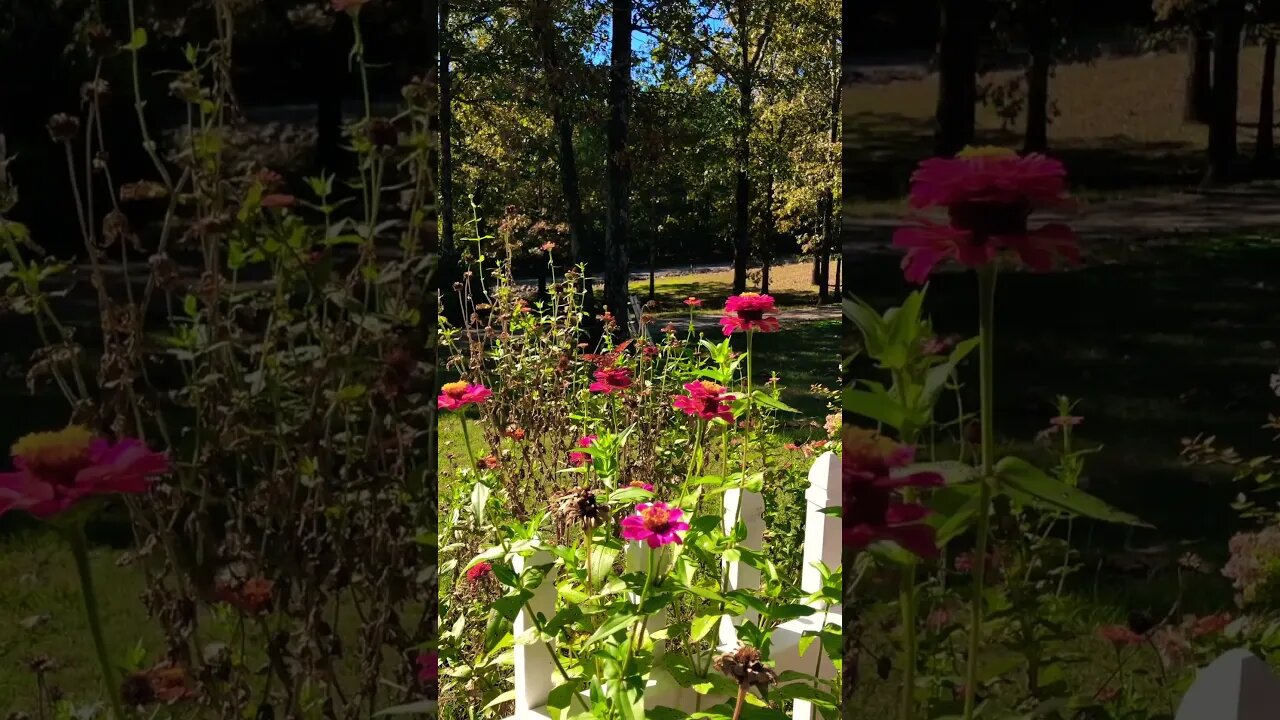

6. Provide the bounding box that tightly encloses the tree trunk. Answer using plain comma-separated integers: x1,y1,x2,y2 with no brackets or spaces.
734,78,752,294
605,0,633,332
833,251,842,296
1023,5,1051,154
762,173,775,295
1185,29,1213,123
529,1,589,269
1256,37,1277,172
934,0,979,156
439,0,455,254
1204,0,1243,187
648,237,656,302
316,19,346,175
819,36,839,304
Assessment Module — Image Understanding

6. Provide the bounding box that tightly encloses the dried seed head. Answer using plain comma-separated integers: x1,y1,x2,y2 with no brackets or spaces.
120,180,168,202
47,113,80,142
85,23,115,57
553,486,603,532
365,118,398,151
713,644,776,696
121,672,157,705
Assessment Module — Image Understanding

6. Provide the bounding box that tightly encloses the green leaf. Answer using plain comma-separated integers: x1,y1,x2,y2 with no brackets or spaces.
752,392,799,414
995,456,1151,527
690,614,720,642
843,387,907,429
124,27,148,51
583,611,638,647
921,336,979,407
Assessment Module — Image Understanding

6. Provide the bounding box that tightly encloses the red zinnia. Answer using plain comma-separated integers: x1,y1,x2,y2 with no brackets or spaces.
589,367,632,394
261,193,296,209
719,292,780,335
438,381,492,411
844,427,943,558
672,380,736,423
0,427,169,519
892,146,1080,283
1098,625,1144,648
569,435,596,467
683,297,702,308
466,561,493,583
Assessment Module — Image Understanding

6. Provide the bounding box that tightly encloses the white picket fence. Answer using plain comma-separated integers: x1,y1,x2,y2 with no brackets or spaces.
1176,647,1280,720
505,451,843,718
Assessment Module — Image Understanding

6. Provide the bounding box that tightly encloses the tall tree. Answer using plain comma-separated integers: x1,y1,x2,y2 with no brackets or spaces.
1203,0,1243,186
1154,0,1215,122
1022,0,1053,152
440,0,455,253
934,0,980,156
643,0,781,293
526,0,591,268
605,0,633,330
1258,32,1277,171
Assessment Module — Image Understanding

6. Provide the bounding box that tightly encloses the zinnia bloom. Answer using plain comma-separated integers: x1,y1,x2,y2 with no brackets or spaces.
684,297,702,308
589,367,632,394
466,561,493,583
261,193,296,208
672,380,736,423
0,426,169,519
569,435,596,467
416,652,438,683
620,501,690,548
627,480,654,492
437,381,492,411
1098,625,1144,648
719,292,781,335
844,427,943,558
892,146,1080,283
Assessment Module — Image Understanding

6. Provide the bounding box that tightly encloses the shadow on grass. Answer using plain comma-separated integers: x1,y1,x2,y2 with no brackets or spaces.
843,112,1204,203
847,236,1280,558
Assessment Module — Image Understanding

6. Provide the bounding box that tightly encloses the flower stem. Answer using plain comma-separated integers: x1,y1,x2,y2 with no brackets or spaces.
68,528,128,720
457,413,478,469
899,568,917,720
731,684,747,720
962,263,999,720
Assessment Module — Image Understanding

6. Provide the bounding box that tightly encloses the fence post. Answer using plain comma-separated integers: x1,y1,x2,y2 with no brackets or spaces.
512,546,559,715
718,486,765,648
790,451,842,720
1175,648,1280,720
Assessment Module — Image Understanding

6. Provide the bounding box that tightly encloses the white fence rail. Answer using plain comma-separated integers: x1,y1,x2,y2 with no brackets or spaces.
505,451,842,718
1176,648,1280,720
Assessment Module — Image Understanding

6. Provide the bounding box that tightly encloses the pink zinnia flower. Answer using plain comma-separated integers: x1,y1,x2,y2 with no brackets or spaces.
569,435,596,467
261,193,296,208
683,297,702,308
892,146,1080,283
0,427,169,520
627,480,655,492
415,652,437,683
844,427,943,558
1049,415,1083,427
438,381,492,411
332,0,370,13
620,501,690,548
589,367,632,394
1097,625,1144,648
719,292,780,335
672,380,736,423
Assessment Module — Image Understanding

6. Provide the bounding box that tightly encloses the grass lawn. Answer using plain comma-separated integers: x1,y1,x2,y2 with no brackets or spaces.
0,530,155,711
630,260,835,317
845,46,1280,206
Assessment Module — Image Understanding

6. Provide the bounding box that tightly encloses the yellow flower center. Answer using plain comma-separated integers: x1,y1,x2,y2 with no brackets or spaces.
844,427,899,459
698,381,724,394
957,145,1018,159
641,506,672,533
12,426,94,481
441,381,468,397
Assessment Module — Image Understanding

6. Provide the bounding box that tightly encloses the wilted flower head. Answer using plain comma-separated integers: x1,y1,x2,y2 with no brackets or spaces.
465,561,493,583
620,501,689,548
720,293,780,335
713,644,776,696
554,486,604,531
0,427,169,520
844,427,943,558
438,381,492,411
47,114,80,142
893,146,1079,283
